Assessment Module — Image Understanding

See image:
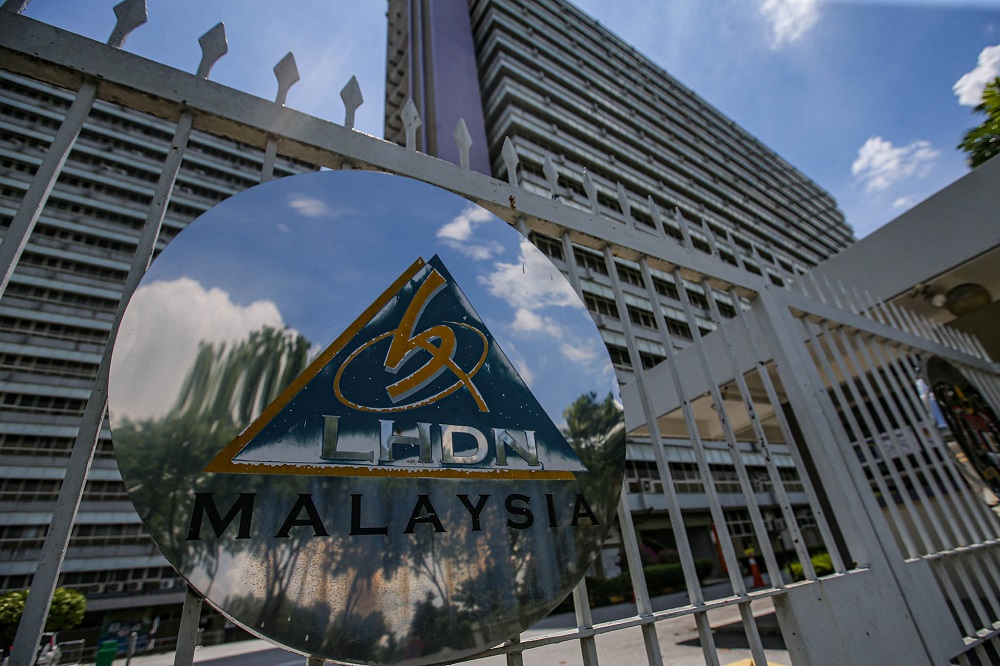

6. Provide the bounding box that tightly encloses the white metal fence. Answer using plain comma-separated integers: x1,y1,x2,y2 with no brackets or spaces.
1,4,998,665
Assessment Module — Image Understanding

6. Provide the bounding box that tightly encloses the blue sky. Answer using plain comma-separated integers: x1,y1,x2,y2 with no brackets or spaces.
22,0,1000,238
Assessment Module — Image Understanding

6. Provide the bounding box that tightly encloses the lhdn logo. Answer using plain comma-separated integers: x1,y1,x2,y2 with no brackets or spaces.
334,267,489,413
204,256,587,479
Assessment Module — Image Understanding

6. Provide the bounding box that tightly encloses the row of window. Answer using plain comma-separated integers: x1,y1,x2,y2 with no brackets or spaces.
0,352,99,381
0,478,129,503
626,460,805,495
489,59,843,263
0,521,153,553
16,249,129,288
4,282,118,315
605,343,665,370
0,434,115,459
0,313,110,346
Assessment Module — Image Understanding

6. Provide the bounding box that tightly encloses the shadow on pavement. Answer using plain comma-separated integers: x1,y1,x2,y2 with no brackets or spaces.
677,612,786,650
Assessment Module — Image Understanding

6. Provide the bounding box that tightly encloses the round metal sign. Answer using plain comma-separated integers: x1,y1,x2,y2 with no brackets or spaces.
109,171,625,664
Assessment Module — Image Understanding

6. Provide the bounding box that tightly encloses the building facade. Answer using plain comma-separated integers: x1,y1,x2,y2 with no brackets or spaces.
0,70,316,640
385,0,855,569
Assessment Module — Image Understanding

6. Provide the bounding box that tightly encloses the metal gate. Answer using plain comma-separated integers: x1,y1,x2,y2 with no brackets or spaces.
1,4,998,665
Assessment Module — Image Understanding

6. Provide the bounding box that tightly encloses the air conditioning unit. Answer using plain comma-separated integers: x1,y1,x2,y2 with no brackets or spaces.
106,582,124,594
640,479,662,494
127,581,143,592
159,579,176,591
85,584,105,595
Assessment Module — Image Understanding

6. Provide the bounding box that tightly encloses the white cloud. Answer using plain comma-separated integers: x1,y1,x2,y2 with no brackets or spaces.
511,307,562,336
437,205,492,241
892,196,914,209
954,44,1000,106
760,0,819,48
851,136,939,193
111,277,289,421
480,238,581,311
560,342,598,363
288,194,330,217
479,239,600,368
436,205,503,260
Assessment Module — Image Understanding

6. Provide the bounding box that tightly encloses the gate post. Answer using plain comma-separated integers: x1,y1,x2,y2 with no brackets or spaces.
749,285,961,665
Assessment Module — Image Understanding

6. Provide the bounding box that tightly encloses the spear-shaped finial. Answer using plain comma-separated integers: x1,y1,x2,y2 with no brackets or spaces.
582,169,598,213
401,98,421,150
501,137,519,187
543,154,559,198
195,23,227,79
341,76,363,129
108,0,147,48
454,119,472,169
273,52,300,106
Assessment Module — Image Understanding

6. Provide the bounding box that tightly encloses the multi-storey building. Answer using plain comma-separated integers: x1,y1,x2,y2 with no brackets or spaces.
0,70,316,639
385,0,855,568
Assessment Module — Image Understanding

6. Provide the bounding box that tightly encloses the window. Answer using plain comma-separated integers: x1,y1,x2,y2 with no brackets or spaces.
585,293,619,318
686,289,709,310
716,302,737,319
724,509,754,538
574,248,608,275
530,232,564,260
665,318,691,340
639,351,665,369
712,466,741,493
628,306,656,329
616,263,643,287
779,467,804,493
653,277,678,300
606,344,631,368
670,462,704,493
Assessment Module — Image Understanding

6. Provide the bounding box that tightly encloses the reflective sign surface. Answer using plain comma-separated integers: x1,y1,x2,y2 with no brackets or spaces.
926,356,1000,498
109,171,625,664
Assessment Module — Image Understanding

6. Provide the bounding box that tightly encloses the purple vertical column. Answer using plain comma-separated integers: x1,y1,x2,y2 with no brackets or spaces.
411,0,491,175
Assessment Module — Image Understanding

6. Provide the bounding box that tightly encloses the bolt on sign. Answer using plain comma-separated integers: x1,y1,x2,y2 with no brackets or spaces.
109,172,625,664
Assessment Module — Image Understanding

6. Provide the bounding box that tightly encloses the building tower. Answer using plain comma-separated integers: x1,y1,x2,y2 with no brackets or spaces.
385,0,855,565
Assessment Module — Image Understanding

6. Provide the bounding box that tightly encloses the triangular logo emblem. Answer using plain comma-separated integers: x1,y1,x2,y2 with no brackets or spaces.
205,256,587,479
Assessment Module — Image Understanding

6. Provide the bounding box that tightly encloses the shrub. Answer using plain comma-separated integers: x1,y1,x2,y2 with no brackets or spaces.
694,558,714,581
0,587,86,645
642,564,683,594
557,557,716,612
789,552,835,580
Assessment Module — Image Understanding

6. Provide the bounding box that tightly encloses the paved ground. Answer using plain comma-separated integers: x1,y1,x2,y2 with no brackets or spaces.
114,578,789,666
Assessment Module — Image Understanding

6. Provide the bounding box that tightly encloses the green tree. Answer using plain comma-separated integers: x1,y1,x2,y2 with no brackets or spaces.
958,76,1000,168
562,391,621,447
0,588,87,645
